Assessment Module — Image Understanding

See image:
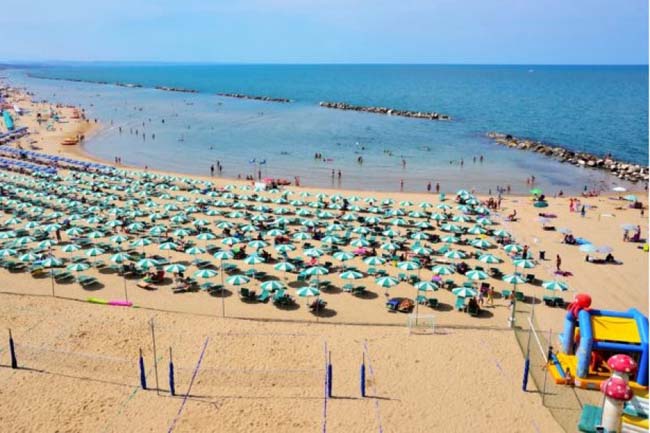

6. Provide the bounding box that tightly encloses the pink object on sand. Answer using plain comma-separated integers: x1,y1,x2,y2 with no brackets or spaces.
108,300,133,307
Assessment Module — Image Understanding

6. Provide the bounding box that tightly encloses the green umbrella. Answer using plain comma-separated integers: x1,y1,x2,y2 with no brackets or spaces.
110,253,131,264
513,259,536,269
441,235,459,243
244,254,265,265
136,258,159,270
19,252,39,262
502,273,526,284
465,270,488,281
65,227,85,237
274,261,295,272
305,266,329,276
131,238,152,248
293,232,311,241
41,257,62,268
340,270,364,280
296,286,320,297
493,230,511,238
261,280,285,291
193,269,218,279
363,256,385,266
478,254,501,264
67,263,90,272
0,248,17,257
165,264,187,273
227,274,250,285
503,244,523,253
37,239,57,249
444,250,465,260
304,248,324,257
85,247,105,257
213,250,234,260
159,242,178,251
350,238,370,247
471,239,492,249
432,265,454,275
452,287,477,298
375,276,399,288
196,232,217,241
185,246,206,255
542,280,569,291
248,240,268,249
274,244,295,253
222,237,240,246
397,261,420,271
110,234,129,244
415,281,438,291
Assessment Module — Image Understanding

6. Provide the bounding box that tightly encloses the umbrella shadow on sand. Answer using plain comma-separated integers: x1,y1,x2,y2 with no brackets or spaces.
310,307,337,318
208,288,232,298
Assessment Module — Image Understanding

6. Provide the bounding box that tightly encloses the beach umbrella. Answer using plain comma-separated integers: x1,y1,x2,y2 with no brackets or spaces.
213,250,234,260
493,230,511,239
542,280,569,291
244,254,265,265
247,240,268,250
222,237,240,246
397,261,420,271
467,225,486,235
350,238,371,248
432,265,454,275
261,280,285,291
173,228,191,238
65,227,85,237
12,236,33,246
503,244,522,254
502,273,525,284
465,270,488,281
340,270,364,280
375,276,399,289
411,246,432,255
333,251,355,262
410,232,429,241
444,250,465,260
3,217,21,226
226,274,250,285
274,244,295,254
185,246,207,256
471,239,492,249
441,223,462,233
452,215,471,223
441,235,459,243
305,266,329,276
452,287,477,298
274,261,295,272
478,254,501,264
148,226,165,236
216,221,234,230
159,241,178,251
293,232,311,241
305,248,324,257
85,247,105,257
476,217,493,226
19,252,39,262
37,239,58,249
67,263,90,272
513,258,536,269
382,229,400,237
136,258,159,270
363,256,385,266
296,286,320,297
623,195,637,202
380,242,399,251
110,234,129,244
415,281,438,291
0,231,15,239
196,232,217,241
42,256,63,296
193,269,218,279
110,252,131,264
165,264,187,274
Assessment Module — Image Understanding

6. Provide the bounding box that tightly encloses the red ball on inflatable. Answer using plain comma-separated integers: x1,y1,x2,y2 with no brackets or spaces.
568,293,592,318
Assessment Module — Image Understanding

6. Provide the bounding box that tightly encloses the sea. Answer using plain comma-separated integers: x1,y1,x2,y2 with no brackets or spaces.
2,64,648,194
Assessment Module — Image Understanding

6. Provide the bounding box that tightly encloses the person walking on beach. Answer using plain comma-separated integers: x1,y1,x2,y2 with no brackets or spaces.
427,182,431,192
435,182,440,193
580,205,586,218
400,179,404,191
556,254,562,272
487,286,494,306
338,170,342,181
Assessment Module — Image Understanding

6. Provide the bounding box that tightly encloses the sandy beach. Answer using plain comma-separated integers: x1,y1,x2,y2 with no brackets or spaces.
0,88,647,432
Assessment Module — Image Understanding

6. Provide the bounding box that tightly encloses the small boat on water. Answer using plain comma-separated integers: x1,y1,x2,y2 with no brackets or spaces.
61,137,79,145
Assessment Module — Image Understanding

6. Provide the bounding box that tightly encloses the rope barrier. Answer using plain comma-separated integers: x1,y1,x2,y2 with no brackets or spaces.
362,340,384,433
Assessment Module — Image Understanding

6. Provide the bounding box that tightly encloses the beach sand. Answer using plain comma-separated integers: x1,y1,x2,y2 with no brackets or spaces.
0,89,647,432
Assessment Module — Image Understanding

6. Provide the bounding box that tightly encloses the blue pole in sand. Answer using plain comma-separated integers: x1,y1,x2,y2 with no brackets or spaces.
522,358,530,391
139,348,147,389
360,353,366,398
8,329,17,369
169,347,176,396
327,351,333,398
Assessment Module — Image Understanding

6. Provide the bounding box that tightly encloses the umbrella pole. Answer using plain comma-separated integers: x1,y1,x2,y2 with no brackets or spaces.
415,287,419,325
509,281,517,328
123,275,129,302
50,271,55,297
220,260,225,318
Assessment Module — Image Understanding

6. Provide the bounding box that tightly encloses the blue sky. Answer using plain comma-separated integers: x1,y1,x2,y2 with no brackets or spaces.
3,0,648,64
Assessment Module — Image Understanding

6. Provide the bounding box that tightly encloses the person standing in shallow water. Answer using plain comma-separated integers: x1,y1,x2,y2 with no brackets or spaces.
427,182,431,192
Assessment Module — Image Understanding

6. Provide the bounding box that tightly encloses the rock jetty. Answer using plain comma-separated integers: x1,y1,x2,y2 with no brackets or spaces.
217,93,291,103
155,86,198,94
487,132,649,184
319,101,450,120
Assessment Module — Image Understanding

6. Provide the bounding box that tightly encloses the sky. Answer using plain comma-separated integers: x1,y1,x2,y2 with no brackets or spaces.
2,0,648,64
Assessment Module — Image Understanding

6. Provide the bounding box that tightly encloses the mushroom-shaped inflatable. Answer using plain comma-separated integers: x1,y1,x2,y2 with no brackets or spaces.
599,355,637,433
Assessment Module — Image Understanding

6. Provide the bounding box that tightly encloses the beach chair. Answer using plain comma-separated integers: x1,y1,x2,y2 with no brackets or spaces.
416,294,427,304
454,297,466,311
515,291,525,302
239,287,256,301
77,275,99,287
352,286,367,297
53,270,74,282
257,289,270,303
385,298,400,312
342,283,354,293
502,289,512,299
427,298,438,308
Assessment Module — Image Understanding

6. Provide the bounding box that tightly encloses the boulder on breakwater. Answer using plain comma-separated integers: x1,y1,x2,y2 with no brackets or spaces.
155,86,198,94
487,132,649,184
319,101,450,121
217,93,291,103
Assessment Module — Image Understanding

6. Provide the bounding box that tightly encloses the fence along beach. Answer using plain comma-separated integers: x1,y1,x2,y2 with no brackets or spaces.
0,81,647,433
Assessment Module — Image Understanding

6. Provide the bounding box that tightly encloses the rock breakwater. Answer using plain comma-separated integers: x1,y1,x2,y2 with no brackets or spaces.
217,93,291,103
319,101,450,120
487,132,649,184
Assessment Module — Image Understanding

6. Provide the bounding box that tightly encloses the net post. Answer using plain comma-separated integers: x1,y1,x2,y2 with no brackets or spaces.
8,329,17,369
139,348,147,389
327,351,333,398
169,347,176,396
360,352,366,398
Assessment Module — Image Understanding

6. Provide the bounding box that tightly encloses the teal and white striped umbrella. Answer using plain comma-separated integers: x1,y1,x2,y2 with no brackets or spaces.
441,235,459,243
410,232,429,240
14,236,34,245
430,212,446,221
110,234,129,244
397,261,420,271
293,232,311,241
41,257,63,268
196,232,217,241
131,238,152,247
110,253,131,264
274,244,295,253
493,230,511,238
304,248,324,257
19,252,39,262
261,280,285,291
185,246,206,255
363,256,385,266
465,270,488,281
173,228,191,237
37,239,57,249
441,223,462,233
432,265,454,275
502,273,526,284
222,237,240,246
476,217,493,226
350,238,370,247
382,229,399,237
513,259,536,269
65,227,85,237
452,287,477,298
471,239,492,249
411,246,432,255
375,276,399,288
305,266,329,276
248,240,268,250
444,250,466,260
159,242,178,251
226,274,250,285
244,254,265,265
452,215,471,223
542,280,569,291
274,261,296,272
415,281,438,291
381,242,399,251
85,247,105,257
333,251,355,262
216,221,234,229
321,235,341,244
136,258,159,269
340,270,364,280
67,263,90,272
193,269,218,279
296,286,320,297
504,244,523,255
478,254,501,264
165,264,187,273
266,229,285,236
467,225,487,235
213,250,234,260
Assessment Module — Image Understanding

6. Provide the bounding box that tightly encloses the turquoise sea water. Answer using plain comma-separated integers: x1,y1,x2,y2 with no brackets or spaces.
3,64,648,193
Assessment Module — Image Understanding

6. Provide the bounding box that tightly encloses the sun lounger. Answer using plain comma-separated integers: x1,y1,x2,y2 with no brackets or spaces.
239,287,257,301
137,280,157,290
53,270,74,281
454,297,466,311
77,275,99,287
352,286,367,296
416,295,428,304
257,289,270,302
427,298,438,308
